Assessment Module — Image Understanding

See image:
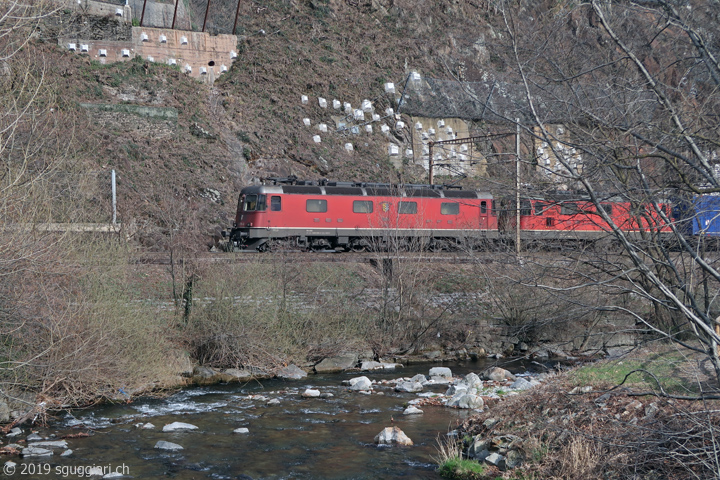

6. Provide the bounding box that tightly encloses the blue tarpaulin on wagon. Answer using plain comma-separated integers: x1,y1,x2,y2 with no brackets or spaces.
692,196,720,236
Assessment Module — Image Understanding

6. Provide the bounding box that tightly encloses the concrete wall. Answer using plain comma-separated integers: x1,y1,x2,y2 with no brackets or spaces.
57,0,190,29
60,27,238,83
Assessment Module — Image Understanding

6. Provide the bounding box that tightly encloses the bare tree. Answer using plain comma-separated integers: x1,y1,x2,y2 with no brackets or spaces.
489,0,720,387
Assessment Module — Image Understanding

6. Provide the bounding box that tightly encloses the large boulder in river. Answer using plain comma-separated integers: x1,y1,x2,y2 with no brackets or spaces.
315,354,358,373
348,376,372,391
374,426,413,445
447,393,484,410
395,381,423,393
429,367,452,380
277,364,307,380
482,367,516,382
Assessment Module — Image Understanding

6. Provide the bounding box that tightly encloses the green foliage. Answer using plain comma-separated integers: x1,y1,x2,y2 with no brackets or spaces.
131,18,139,26
569,349,695,394
438,458,486,479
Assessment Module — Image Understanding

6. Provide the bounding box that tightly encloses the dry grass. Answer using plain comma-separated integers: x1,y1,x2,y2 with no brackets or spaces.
455,367,720,480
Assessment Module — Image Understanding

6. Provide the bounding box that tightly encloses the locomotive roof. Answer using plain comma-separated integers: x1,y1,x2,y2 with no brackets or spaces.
239,184,492,199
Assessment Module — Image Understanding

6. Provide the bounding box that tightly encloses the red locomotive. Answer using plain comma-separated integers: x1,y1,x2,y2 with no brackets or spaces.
225,178,672,251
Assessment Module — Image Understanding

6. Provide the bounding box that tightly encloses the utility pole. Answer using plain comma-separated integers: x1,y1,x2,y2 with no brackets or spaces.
516,119,521,255
112,169,117,225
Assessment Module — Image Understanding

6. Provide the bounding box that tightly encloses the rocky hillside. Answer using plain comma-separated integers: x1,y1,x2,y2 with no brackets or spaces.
36,0,513,246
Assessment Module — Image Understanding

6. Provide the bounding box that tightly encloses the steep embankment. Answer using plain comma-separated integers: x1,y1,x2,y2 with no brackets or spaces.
42,0,507,244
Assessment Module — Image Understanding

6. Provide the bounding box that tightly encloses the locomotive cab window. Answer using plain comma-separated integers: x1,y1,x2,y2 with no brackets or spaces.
441,202,460,215
243,194,266,211
271,196,281,211
480,201,487,214
534,202,546,215
399,201,418,214
353,200,373,213
306,199,328,213
600,204,613,215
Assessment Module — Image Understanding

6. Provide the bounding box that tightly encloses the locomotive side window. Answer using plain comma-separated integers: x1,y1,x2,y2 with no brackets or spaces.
480,201,487,214
306,199,327,213
399,201,418,214
353,200,373,213
600,204,613,215
561,203,578,215
520,200,532,216
270,196,281,211
441,202,460,215
492,200,497,215
256,194,267,211
534,202,546,215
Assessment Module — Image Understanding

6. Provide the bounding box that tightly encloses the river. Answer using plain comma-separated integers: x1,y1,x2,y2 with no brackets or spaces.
12,360,535,479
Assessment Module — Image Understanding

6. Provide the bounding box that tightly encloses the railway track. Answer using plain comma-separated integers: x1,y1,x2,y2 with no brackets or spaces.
131,250,569,266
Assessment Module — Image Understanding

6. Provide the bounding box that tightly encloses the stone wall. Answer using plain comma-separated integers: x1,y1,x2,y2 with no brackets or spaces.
80,103,178,139
59,27,238,83
408,116,487,178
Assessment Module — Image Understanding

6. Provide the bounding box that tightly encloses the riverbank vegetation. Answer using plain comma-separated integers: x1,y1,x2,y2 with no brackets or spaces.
439,343,720,479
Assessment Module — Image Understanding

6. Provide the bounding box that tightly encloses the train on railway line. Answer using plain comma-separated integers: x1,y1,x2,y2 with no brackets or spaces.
223,177,719,252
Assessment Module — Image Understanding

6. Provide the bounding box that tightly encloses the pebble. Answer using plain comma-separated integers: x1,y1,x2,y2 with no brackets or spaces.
233,428,249,434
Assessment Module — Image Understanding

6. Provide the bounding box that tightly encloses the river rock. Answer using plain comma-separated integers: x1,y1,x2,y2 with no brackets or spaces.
403,406,423,415
360,361,401,371
21,446,53,457
103,472,125,479
7,427,21,437
482,367,515,382
26,433,43,442
162,422,198,432
267,398,281,405
223,368,256,380
374,426,413,446
31,440,67,449
445,384,468,396
315,354,358,373
142,423,155,429
428,367,452,380
278,364,307,379
447,393,484,410
485,452,506,469
61,449,73,457
506,449,524,468
467,437,491,460
233,428,249,434
395,381,423,393
464,373,482,388
408,374,425,384
301,389,321,398
349,376,372,391
154,441,183,451
509,378,534,390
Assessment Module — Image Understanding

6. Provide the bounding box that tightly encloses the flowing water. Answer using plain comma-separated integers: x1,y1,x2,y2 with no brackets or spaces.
16,360,534,479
